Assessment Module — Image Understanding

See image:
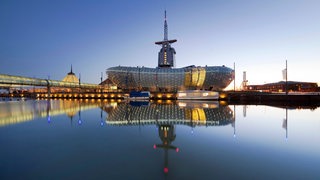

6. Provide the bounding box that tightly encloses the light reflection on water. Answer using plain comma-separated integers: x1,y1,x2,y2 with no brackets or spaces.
0,99,319,179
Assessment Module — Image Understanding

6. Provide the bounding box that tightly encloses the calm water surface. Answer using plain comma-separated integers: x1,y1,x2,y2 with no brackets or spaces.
0,99,319,179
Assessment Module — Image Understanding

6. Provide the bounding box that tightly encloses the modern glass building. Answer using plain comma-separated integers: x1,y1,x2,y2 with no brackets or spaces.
106,11,234,92
107,65,234,92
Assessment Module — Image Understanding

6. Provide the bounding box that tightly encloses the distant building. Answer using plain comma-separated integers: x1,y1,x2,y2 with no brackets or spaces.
62,65,79,84
247,81,319,92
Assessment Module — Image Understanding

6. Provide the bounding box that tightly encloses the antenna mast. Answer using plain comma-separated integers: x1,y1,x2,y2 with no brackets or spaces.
164,10,168,41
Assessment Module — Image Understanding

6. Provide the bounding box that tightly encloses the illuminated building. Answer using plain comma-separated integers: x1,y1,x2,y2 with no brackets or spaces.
107,11,234,92
62,65,79,84
247,81,319,92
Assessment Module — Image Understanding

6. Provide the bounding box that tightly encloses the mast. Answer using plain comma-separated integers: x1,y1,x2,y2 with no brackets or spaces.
155,10,177,68
68,64,75,75
164,10,168,41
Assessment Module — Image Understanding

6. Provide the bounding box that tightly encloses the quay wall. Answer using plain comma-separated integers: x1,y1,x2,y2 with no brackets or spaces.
221,91,320,104
1,91,320,103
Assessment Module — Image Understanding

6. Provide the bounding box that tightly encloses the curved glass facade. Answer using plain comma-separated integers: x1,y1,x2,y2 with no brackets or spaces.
107,65,234,91
106,102,233,126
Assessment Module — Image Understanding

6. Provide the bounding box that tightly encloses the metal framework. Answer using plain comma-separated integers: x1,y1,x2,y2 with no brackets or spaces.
0,74,98,89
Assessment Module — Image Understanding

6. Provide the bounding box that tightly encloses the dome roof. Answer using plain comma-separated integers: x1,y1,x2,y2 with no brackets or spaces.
62,65,79,83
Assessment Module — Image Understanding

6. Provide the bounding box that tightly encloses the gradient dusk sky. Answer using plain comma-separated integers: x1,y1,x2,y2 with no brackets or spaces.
1,0,319,87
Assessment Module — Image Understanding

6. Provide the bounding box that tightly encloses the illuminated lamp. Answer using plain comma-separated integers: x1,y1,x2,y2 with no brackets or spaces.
219,93,226,99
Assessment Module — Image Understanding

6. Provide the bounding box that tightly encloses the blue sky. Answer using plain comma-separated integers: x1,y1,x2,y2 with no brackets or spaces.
1,0,319,87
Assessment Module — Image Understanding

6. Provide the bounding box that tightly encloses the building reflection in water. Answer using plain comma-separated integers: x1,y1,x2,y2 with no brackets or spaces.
2,99,318,174
105,101,234,127
154,124,179,174
0,99,101,127
105,101,235,174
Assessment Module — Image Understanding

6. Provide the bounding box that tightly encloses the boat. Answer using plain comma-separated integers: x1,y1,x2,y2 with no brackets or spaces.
125,91,150,100
177,90,219,100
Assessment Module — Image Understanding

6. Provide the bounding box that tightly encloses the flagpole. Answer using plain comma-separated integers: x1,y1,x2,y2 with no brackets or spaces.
286,60,288,95
234,62,236,92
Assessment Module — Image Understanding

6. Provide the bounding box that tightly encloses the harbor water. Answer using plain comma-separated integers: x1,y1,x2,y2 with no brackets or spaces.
0,99,319,179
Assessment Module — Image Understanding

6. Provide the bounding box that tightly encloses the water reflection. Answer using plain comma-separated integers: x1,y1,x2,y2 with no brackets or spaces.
105,101,234,127
0,99,319,178
105,101,234,174
0,99,101,127
241,103,319,140
154,124,178,174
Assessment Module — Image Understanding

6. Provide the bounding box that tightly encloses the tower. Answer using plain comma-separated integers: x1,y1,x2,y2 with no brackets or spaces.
155,11,177,68
241,71,248,90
